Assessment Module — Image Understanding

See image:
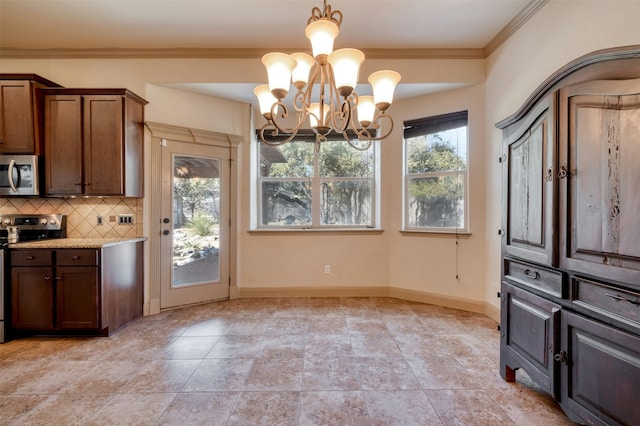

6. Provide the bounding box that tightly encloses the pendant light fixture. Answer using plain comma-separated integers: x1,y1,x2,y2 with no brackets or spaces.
254,0,401,150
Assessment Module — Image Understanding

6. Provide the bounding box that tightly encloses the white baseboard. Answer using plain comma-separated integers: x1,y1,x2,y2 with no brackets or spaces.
236,285,500,321
238,286,390,298
484,301,500,323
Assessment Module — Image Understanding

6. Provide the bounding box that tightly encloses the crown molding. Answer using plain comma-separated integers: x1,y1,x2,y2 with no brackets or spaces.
485,0,549,57
0,1,547,61
0,47,486,60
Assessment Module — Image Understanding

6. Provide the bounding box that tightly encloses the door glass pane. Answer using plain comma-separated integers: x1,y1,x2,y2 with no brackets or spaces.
172,155,220,288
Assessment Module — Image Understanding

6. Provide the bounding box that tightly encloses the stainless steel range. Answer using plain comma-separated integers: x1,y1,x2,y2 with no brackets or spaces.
0,214,66,343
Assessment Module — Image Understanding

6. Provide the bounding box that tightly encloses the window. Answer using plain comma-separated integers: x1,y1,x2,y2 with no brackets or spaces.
257,132,377,229
403,111,468,232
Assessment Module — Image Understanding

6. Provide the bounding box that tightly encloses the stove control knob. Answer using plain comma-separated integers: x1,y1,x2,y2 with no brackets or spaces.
2,219,11,226
48,218,57,226
40,219,49,225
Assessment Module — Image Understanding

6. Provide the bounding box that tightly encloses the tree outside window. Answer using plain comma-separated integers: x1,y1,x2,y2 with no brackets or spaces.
404,111,468,232
258,133,376,228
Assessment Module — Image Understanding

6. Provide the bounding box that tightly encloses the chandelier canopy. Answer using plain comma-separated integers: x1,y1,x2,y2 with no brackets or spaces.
254,0,401,150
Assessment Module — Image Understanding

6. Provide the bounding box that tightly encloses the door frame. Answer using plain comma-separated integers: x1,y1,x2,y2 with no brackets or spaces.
145,122,241,315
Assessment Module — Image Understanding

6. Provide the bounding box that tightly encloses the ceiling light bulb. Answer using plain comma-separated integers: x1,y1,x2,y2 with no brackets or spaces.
262,52,297,99
328,48,364,97
368,70,401,111
290,52,315,89
357,96,375,128
305,19,339,62
253,84,277,120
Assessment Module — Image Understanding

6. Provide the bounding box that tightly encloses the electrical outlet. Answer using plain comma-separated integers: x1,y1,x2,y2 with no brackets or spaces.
96,216,103,226
118,214,134,225
324,264,331,274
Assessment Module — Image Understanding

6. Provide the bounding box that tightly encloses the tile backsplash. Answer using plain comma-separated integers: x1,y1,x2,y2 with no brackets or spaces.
0,197,143,238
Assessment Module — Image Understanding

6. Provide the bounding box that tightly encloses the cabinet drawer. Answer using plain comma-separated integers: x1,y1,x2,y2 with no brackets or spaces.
572,276,640,328
56,250,98,266
10,250,53,266
504,258,564,298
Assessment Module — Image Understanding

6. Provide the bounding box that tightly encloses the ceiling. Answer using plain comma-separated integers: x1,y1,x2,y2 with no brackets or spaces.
0,0,537,103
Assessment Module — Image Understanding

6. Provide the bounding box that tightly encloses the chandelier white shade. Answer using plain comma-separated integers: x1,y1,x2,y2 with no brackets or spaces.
254,0,401,150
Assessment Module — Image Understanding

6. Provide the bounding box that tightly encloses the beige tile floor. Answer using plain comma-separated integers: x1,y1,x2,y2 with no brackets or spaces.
0,297,576,425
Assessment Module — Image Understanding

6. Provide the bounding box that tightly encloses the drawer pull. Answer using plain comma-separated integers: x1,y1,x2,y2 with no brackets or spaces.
72,256,80,261
605,293,640,306
26,256,34,260
523,269,540,280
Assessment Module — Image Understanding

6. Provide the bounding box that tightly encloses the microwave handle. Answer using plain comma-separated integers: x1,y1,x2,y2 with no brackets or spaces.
7,159,18,192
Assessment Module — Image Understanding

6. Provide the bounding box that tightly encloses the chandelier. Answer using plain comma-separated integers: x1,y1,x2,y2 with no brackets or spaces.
254,0,401,151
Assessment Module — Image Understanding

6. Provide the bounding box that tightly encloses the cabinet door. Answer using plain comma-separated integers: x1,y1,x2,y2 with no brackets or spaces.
0,81,35,154
559,79,640,285
500,281,560,397
502,96,557,266
56,266,99,329
11,267,54,330
83,95,124,196
559,311,640,426
44,94,83,195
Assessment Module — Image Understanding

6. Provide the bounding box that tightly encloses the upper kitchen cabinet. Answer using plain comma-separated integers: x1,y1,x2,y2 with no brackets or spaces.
43,89,147,197
0,74,61,154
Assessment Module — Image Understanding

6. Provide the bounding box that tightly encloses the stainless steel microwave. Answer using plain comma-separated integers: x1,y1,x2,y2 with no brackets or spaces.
0,155,41,196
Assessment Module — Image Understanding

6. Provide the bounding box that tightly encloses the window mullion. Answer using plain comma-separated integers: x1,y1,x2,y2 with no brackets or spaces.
312,148,321,227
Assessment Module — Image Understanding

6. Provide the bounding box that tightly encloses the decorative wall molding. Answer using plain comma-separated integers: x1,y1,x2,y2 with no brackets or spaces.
484,0,549,57
0,1,547,62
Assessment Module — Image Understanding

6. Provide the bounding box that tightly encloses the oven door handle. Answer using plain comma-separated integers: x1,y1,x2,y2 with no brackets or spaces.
7,159,18,193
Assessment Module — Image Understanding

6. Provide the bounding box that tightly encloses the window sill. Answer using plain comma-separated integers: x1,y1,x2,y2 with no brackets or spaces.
248,228,384,235
400,230,472,239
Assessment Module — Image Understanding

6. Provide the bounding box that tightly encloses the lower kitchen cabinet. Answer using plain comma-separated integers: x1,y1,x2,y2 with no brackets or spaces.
9,241,142,336
56,266,99,329
10,265,54,330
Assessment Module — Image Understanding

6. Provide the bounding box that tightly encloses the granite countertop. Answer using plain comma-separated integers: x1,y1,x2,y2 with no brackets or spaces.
9,237,146,249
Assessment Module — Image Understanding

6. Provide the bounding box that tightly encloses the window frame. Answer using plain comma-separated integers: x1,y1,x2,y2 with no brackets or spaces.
402,111,469,234
255,130,379,230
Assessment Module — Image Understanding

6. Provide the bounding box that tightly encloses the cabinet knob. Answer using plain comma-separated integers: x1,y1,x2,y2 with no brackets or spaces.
72,256,80,261
44,276,51,281
26,256,34,260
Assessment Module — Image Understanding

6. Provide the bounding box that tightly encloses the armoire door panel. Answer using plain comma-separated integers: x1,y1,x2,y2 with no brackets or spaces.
560,79,640,284
502,96,557,267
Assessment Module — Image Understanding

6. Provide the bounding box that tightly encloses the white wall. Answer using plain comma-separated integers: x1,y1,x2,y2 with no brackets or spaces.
387,84,488,305
2,0,638,317
483,0,640,313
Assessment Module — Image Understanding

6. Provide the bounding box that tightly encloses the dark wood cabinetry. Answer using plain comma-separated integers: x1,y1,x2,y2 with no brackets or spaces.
0,74,60,154
559,310,640,426
497,46,640,426
42,89,147,197
9,241,143,336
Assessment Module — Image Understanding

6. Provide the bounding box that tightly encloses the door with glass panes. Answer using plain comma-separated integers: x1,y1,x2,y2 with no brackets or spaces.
160,140,229,309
